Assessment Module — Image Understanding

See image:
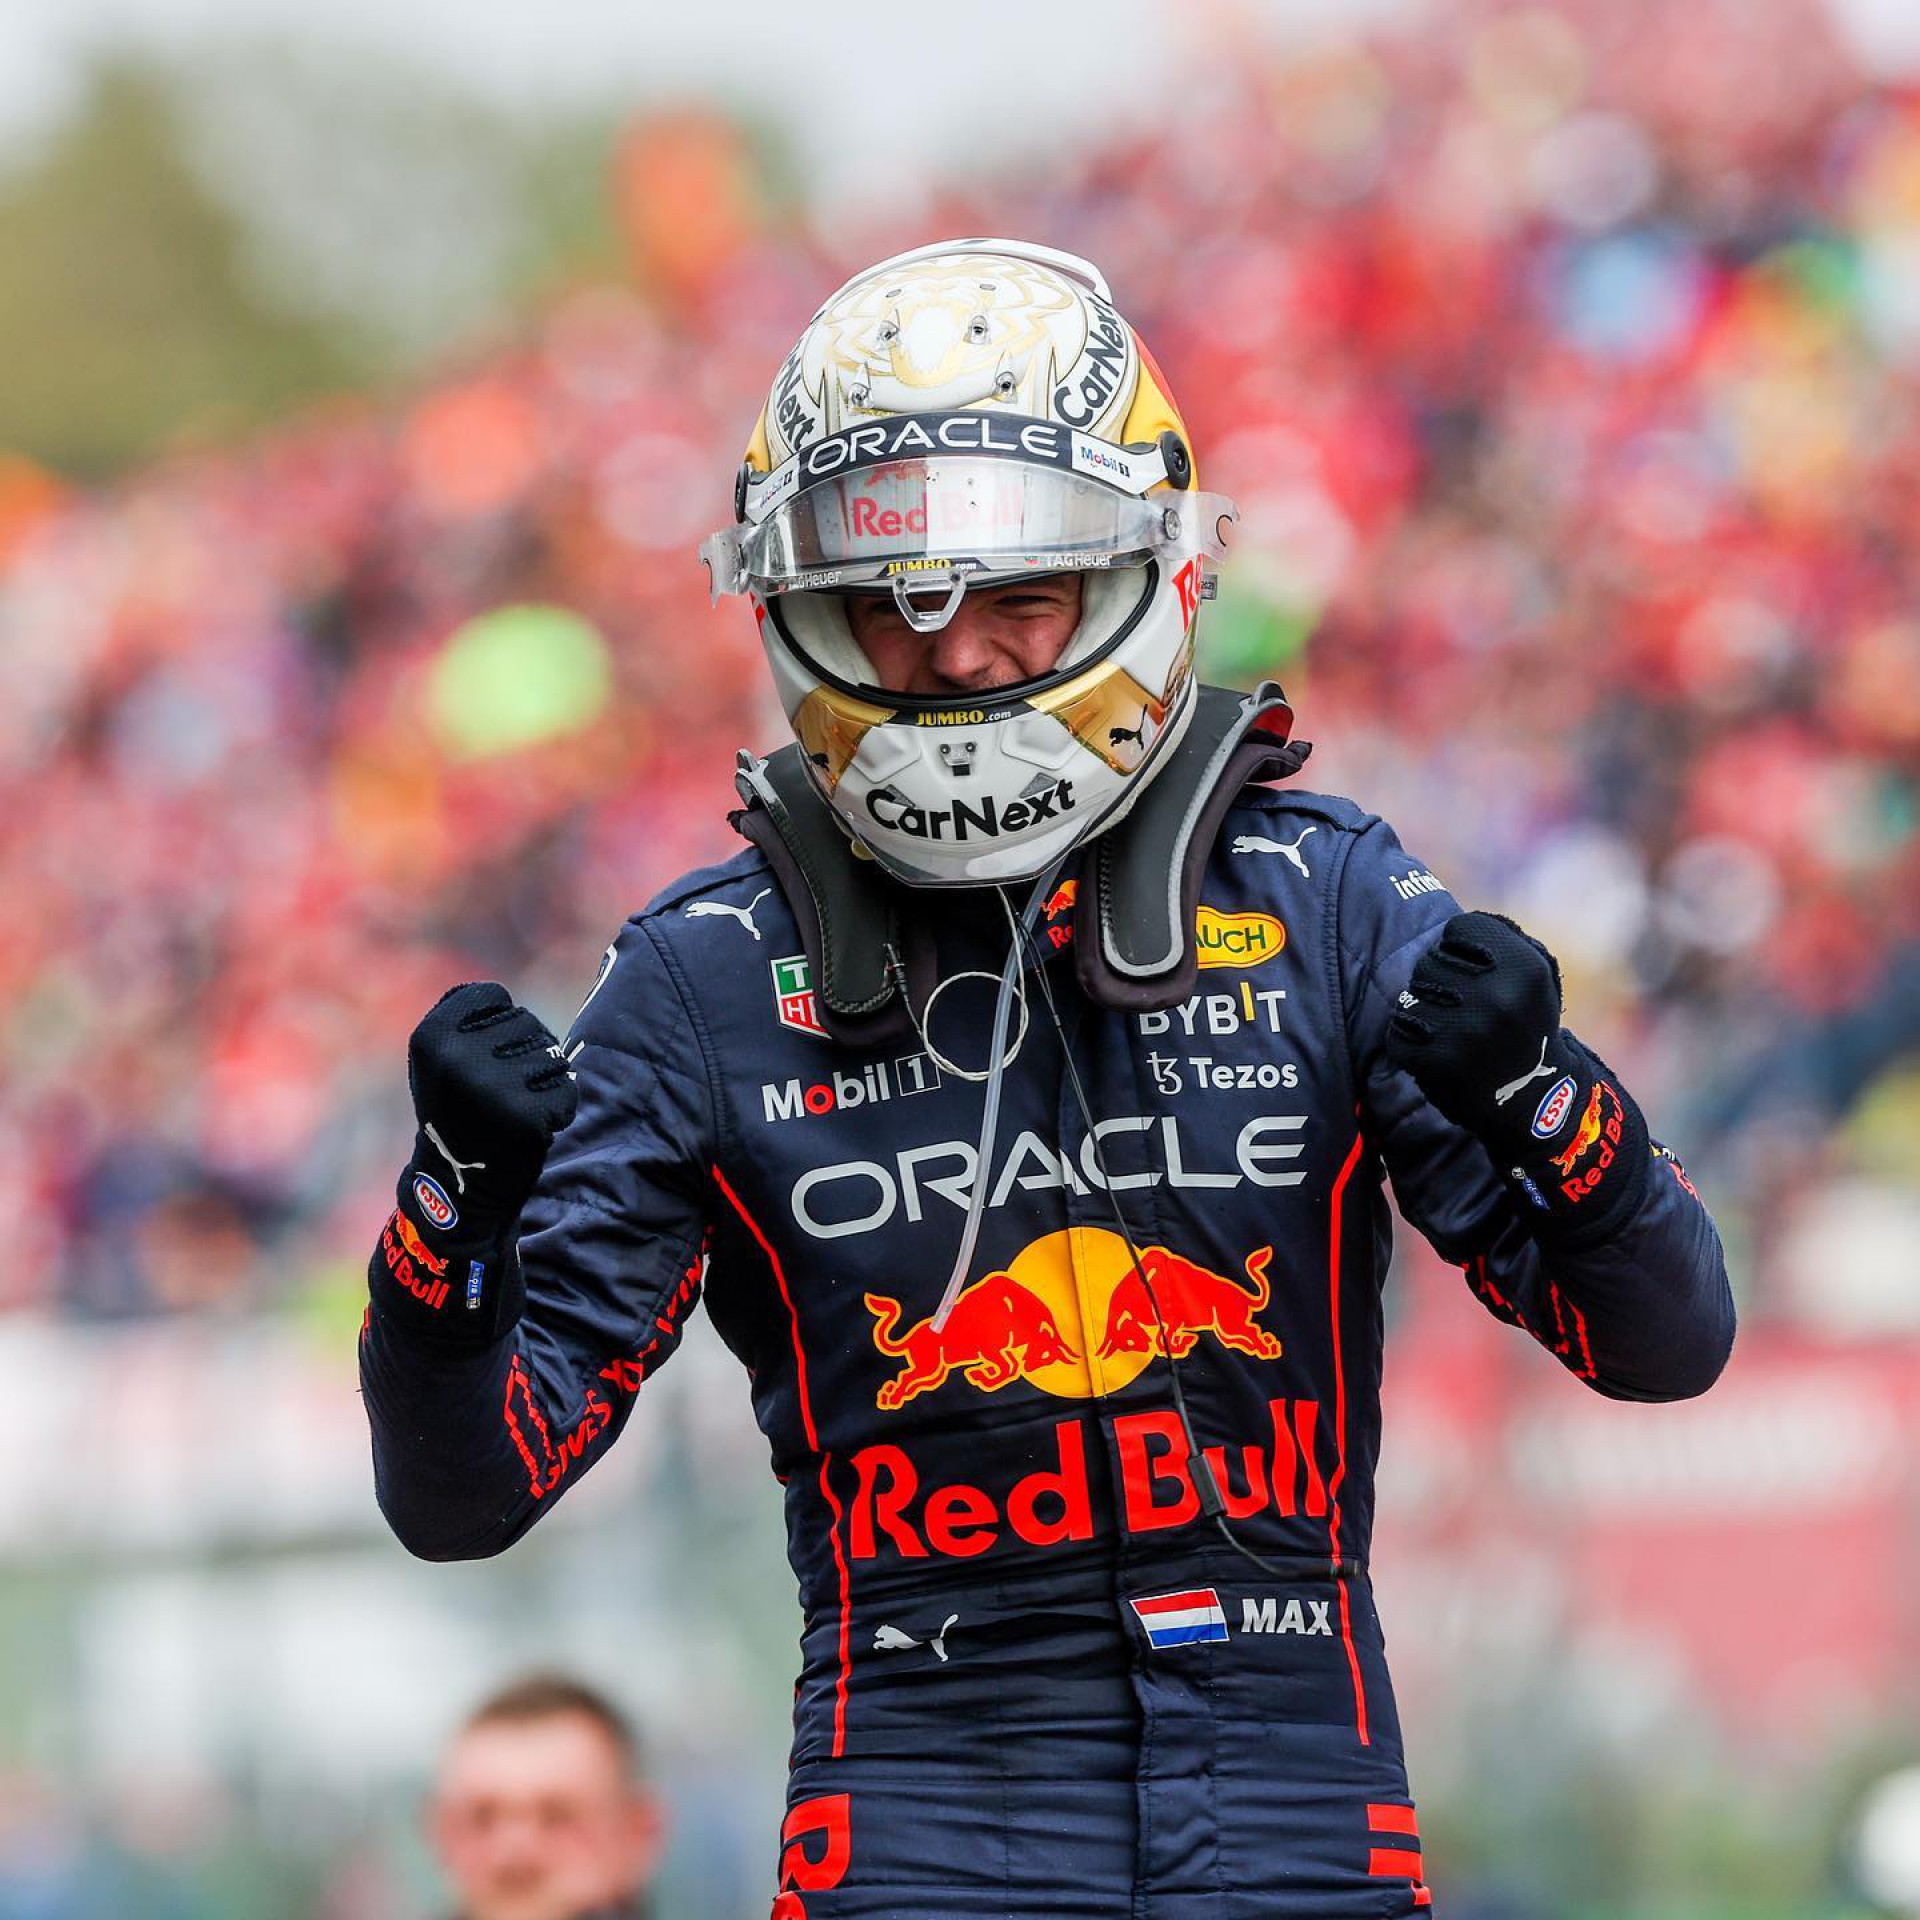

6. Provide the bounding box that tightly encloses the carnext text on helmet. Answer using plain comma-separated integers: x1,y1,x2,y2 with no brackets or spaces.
1052,294,1131,428
866,780,1075,841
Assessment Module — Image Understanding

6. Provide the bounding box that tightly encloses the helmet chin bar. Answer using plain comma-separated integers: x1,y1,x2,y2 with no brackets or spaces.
889,568,969,633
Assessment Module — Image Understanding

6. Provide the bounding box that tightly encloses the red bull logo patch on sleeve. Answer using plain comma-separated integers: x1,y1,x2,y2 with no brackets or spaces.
1552,1079,1626,1202
381,1209,452,1310
1549,1083,1609,1177
393,1211,448,1276
1130,1587,1230,1648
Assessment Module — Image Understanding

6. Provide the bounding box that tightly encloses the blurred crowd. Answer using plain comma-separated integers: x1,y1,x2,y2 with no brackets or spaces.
1,0,1916,1331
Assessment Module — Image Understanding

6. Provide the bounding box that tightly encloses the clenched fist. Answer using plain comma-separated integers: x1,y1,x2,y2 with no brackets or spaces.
370,983,578,1346
407,982,579,1227
1385,912,1648,1234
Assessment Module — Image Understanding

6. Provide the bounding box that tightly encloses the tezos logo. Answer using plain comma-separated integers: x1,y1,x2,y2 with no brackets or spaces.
1195,906,1286,971
1530,1074,1579,1139
412,1173,458,1231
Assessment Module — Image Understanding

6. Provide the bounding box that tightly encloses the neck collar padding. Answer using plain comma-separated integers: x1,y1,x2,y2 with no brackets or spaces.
730,683,1310,1047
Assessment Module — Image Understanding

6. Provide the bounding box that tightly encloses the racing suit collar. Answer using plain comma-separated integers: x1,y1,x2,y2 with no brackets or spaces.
731,683,1310,1048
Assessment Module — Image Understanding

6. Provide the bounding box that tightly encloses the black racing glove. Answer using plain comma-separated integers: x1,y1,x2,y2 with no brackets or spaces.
369,982,579,1347
1384,912,1649,1239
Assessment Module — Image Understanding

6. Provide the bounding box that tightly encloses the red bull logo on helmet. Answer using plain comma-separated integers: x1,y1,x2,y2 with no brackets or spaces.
864,1227,1283,1409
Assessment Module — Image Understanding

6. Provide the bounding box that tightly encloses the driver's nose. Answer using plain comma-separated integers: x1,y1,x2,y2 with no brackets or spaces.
917,603,1003,690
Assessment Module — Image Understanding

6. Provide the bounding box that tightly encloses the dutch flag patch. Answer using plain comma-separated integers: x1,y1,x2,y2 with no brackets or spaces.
1129,1588,1230,1649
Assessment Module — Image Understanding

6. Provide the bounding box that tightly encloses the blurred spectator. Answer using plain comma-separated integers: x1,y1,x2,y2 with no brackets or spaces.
428,1674,664,1920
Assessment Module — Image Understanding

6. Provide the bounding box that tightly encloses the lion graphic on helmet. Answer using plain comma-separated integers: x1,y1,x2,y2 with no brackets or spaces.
780,252,1116,447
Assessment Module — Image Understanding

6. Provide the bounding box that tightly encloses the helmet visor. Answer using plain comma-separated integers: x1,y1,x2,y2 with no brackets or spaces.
702,458,1236,600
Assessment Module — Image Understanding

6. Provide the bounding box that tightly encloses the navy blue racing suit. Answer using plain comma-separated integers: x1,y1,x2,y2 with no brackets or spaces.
362,783,1734,1918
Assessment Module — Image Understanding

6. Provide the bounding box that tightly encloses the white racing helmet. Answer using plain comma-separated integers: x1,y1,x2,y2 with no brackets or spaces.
701,238,1237,887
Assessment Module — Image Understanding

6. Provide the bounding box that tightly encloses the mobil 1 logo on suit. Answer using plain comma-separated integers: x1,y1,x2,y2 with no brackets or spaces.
762,1053,942,1124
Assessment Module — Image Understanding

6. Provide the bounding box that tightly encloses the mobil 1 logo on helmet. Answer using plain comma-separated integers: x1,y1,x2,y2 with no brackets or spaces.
762,1052,942,1124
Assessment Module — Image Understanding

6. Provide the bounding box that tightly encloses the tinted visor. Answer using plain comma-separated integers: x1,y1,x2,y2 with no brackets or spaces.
703,458,1234,599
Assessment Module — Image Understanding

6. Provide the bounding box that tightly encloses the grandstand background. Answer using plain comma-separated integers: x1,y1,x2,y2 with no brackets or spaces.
0,0,1916,1913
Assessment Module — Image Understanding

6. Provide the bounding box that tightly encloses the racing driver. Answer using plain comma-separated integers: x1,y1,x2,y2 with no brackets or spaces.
361,239,1735,1918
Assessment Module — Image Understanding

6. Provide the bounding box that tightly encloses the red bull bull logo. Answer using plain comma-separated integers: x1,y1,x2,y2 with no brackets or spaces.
1097,1245,1282,1362
1552,1079,1626,1203
864,1227,1284,1410
381,1209,452,1312
1549,1084,1607,1178
1040,877,1078,950
865,1274,1080,1410
393,1211,449,1278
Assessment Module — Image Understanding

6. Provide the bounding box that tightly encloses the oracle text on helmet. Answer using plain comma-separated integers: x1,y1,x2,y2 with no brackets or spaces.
800,414,1070,482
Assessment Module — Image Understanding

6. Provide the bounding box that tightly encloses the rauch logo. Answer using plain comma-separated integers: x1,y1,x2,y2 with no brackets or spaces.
1195,906,1286,971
